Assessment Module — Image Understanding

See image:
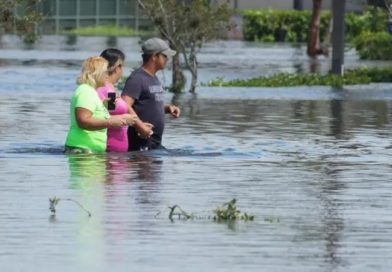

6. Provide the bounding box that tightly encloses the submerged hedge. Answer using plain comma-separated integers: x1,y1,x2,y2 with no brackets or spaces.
353,31,392,60
205,67,392,88
242,7,388,43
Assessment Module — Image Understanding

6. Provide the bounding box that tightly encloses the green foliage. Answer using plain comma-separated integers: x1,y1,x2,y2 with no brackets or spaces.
0,0,42,43
213,199,254,222
345,7,388,40
162,199,254,223
243,9,330,43
353,31,392,60
243,7,388,43
137,0,233,92
62,25,150,37
205,67,392,88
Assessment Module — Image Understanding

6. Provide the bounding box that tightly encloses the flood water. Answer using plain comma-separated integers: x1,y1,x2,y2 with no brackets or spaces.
1,35,392,271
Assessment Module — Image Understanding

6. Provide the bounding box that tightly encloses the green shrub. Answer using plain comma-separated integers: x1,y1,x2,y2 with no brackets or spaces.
345,7,388,40
354,31,392,60
205,67,392,88
242,9,330,43
242,7,388,43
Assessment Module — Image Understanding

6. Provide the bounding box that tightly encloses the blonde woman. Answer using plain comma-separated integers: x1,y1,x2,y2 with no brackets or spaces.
65,56,136,153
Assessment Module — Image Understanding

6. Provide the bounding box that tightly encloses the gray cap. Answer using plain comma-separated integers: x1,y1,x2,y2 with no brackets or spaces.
141,38,177,57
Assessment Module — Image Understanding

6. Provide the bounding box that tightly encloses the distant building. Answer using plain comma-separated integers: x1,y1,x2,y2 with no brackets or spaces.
217,0,367,12
37,0,146,34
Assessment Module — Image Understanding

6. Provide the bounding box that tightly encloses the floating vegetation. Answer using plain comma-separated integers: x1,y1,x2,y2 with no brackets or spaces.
264,216,280,223
204,67,392,88
49,197,91,217
168,205,195,220
213,198,254,222
163,198,254,222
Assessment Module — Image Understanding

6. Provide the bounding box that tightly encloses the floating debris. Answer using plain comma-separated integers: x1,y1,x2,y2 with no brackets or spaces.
213,198,254,222
162,198,254,222
49,197,91,217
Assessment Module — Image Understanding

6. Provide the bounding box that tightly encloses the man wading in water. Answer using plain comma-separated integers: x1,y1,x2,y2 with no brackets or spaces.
121,38,181,151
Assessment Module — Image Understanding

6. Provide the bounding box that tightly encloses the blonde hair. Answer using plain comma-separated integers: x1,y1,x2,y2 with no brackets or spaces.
77,56,108,88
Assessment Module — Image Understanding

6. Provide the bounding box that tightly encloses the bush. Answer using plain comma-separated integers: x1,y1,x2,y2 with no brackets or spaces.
205,67,392,88
353,31,392,60
242,7,388,43
345,7,388,40
242,9,330,43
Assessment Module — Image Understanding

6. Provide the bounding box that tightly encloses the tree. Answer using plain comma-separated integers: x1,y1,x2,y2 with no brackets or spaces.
0,0,42,43
136,0,232,93
307,0,324,56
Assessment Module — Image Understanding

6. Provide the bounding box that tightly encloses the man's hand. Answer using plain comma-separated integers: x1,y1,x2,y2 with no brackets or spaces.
136,122,154,139
165,104,181,118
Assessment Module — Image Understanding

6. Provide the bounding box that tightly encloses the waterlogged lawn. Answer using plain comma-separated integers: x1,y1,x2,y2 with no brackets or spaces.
62,25,154,37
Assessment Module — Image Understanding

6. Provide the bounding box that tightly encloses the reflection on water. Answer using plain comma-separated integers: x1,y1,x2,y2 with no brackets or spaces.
330,99,344,138
67,153,163,185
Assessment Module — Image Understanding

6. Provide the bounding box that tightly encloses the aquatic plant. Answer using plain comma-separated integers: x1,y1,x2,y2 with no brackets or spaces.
204,67,392,88
49,197,91,217
213,198,254,222
163,198,254,222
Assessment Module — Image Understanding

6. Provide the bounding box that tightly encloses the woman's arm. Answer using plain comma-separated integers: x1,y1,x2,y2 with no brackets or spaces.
75,107,130,130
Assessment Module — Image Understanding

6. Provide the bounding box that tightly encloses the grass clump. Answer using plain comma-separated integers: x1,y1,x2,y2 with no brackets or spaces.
213,198,254,222
163,198,254,223
62,25,145,37
205,67,392,88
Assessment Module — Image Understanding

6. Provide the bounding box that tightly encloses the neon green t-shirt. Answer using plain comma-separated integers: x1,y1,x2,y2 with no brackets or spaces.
65,84,109,153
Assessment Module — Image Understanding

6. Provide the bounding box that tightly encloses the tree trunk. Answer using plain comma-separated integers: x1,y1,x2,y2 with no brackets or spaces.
307,0,323,56
188,44,198,93
320,17,333,56
171,51,186,93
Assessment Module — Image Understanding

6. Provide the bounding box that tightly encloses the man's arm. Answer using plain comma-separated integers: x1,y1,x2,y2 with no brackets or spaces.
121,95,154,138
164,104,181,118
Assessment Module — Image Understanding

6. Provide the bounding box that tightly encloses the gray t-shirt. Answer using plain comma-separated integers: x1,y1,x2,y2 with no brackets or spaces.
122,68,165,145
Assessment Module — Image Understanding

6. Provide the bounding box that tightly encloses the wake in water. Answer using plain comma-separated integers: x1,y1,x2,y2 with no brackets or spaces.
0,143,263,159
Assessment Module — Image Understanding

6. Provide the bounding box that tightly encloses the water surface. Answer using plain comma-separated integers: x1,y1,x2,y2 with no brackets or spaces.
1,36,392,271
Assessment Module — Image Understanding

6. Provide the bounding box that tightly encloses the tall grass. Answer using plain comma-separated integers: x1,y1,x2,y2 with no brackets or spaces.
62,25,150,36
